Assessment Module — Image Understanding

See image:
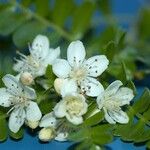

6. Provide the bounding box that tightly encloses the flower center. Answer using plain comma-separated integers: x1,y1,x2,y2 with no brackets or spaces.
27,56,40,69
9,95,29,107
104,99,121,111
70,67,87,82
64,95,84,116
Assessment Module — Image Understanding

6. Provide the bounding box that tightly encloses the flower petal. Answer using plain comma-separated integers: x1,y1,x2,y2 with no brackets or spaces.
109,110,129,124
78,94,88,115
103,108,116,124
26,101,42,121
9,108,25,133
2,74,22,95
52,59,71,78
13,60,24,72
116,87,134,105
67,41,86,67
66,114,83,125
61,79,77,97
55,132,68,142
44,47,60,65
0,88,11,107
39,112,57,128
81,77,104,97
105,80,123,97
54,101,66,118
23,86,37,100
96,92,105,110
84,55,109,77
31,35,49,59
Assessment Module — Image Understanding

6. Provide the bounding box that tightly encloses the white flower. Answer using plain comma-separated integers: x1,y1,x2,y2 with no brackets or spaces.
0,74,42,133
52,40,109,97
13,34,60,78
39,112,68,142
96,80,134,124
53,80,88,125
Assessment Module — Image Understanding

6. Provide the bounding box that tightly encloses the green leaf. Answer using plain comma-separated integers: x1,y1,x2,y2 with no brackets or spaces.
146,140,150,149
138,8,150,40
9,128,24,140
90,124,113,145
52,0,74,27
39,98,54,114
98,0,111,15
0,7,27,36
103,41,116,61
83,111,104,127
45,65,56,81
115,30,126,50
133,88,150,114
13,20,47,48
0,116,7,141
74,140,92,150
125,80,137,95
68,128,89,142
45,65,56,87
35,0,49,17
71,1,95,38
115,120,145,142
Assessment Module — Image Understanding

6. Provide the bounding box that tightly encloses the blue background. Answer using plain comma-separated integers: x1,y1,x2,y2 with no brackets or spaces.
0,0,149,149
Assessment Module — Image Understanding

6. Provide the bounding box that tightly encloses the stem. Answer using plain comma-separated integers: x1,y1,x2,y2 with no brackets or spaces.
11,1,73,41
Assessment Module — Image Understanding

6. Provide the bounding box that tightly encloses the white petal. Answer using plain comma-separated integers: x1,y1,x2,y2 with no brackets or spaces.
96,92,105,110
44,47,60,65
0,88,11,107
78,95,88,115
31,35,49,59
109,110,129,124
54,101,66,118
52,59,71,78
81,77,104,97
103,108,116,124
84,55,109,77
61,79,77,97
55,132,68,142
26,101,42,121
66,114,83,125
67,41,86,67
39,112,57,128
23,86,36,100
34,65,46,77
116,87,134,105
9,108,25,133
13,60,24,72
2,74,22,95
105,80,123,97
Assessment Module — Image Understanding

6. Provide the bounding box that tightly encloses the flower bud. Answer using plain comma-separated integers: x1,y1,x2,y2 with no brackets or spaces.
27,120,39,129
20,72,33,85
54,78,65,94
39,128,54,142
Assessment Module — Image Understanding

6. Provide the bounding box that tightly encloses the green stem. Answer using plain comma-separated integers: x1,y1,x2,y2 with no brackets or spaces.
11,1,73,41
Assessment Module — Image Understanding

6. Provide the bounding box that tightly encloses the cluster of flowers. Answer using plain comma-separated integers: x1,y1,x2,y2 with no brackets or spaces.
0,35,134,142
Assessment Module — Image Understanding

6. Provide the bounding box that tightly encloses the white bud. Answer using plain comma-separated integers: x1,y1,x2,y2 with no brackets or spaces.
27,120,39,129
54,78,65,94
20,72,33,85
39,128,54,142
